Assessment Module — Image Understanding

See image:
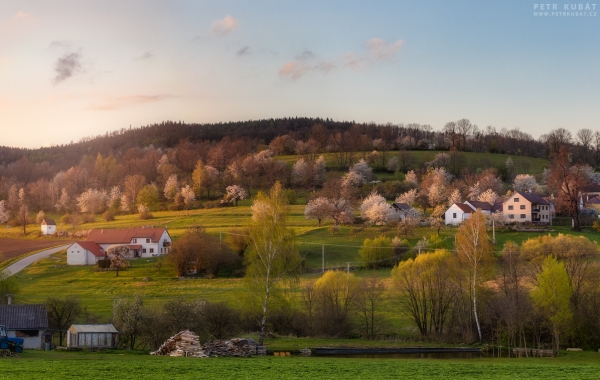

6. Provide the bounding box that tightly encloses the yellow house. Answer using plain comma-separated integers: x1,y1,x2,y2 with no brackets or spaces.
502,191,551,224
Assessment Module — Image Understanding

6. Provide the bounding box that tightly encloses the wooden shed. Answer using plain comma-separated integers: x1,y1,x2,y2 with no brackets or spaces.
67,324,118,348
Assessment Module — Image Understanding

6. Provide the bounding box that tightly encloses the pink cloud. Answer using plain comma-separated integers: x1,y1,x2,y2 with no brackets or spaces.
12,11,34,23
211,15,239,36
279,38,405,79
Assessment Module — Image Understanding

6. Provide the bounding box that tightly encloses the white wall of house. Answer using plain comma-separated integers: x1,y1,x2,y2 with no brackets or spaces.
6,330,44,349
41,224,55,235
445,204,471,225
67,243,100,266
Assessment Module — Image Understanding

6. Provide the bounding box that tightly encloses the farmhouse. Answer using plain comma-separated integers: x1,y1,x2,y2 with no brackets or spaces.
66,227,172,265
0,304,49,349
40,218,56,235
502,191,551,224
67,324,118,349
445,203,476,225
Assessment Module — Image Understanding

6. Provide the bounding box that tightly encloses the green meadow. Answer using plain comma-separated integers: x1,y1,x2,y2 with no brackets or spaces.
2,350,600,380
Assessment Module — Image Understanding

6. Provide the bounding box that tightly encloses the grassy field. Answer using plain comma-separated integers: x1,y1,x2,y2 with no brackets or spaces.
2,350,599,379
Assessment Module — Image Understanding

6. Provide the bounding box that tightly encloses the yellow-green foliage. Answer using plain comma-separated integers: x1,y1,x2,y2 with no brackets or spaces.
358,236,394,268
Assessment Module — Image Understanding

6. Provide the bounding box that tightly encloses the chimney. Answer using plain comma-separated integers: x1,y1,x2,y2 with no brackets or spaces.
101,229,104,234
7,294,12,305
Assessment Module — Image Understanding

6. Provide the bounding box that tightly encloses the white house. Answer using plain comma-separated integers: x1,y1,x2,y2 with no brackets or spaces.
66,241,105,266
445,203,476,225
40,218,56,235
88,227,172,258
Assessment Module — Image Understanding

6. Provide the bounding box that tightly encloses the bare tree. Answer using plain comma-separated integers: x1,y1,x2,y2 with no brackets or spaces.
355,274,387,339
576,128,594,165
46,296,83,346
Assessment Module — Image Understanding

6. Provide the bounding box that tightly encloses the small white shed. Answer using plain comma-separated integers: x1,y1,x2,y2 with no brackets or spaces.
41,219,56,235
67,324,118,348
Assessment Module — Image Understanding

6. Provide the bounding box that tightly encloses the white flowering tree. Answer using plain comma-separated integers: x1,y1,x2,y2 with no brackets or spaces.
304,197,331,225
395,189,417,206
77,189,108,214
164,174,179,201
361,192,399,225
386,156,399,172
427,184,445,207
224,185,247,206
328,198,355,226
447,188,462,206
313,155,326,187
0,200,9,225
350,159,374,182
405,170,418,186
120,193,131,213
477,189,499,204
55,188,70,212
291,158,311,187
342,171,366,188
107,186,121,210
512,174,538,192
425,152,450,168
180,185,196,208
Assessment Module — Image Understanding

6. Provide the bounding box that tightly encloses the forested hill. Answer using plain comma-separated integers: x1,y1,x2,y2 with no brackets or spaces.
0,117,353,166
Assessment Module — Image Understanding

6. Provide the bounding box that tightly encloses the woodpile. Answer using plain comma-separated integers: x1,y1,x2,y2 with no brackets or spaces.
0,349,19,358
151,331,257,358
151,330,207,357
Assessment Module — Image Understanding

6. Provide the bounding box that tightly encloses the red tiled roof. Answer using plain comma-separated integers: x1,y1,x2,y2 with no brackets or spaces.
86,228,167,244
71,241,105,257
455,203,474,213
127,245,142,249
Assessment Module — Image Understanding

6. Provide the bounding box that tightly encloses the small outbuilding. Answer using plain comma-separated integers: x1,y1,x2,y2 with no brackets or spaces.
40,218,56,235
66,241,105,266
67,324,118,348
0,304,49,349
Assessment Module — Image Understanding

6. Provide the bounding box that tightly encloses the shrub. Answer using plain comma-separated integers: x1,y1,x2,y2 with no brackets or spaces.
359,236,395,269
81,214,95,224
138,204,153,220
102,211,115,221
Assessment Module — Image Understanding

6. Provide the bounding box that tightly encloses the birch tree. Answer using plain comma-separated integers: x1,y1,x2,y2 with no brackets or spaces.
455,211,492,343
245,181,301,346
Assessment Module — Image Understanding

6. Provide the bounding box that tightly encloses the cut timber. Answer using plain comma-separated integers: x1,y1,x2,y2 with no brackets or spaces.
151,331,257,358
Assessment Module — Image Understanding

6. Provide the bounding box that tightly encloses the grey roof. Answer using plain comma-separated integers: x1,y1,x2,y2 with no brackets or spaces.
392,202,412,211
70,324,118,333
454,203,475,213
491,199,504,212
466,200,492,210
0,304,48,330
516,191,550,205
41,218,56,225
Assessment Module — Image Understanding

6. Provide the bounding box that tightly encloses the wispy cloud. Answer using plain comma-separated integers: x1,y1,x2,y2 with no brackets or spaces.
236,46,250,57
88,94,175,111
211,15,239,36
13,11,34,23
134,52,155,60
49,40,72,49
279,38,405,80
52,51,83,85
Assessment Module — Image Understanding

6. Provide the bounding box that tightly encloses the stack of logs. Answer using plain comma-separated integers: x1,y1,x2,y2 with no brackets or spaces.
0,349,19,358
151,331,257,358
151,330,206,357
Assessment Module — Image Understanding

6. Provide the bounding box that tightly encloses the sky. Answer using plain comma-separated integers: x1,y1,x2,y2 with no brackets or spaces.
1,0,599,148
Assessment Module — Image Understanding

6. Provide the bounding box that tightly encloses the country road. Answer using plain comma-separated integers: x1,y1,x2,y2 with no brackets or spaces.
4,244,70,275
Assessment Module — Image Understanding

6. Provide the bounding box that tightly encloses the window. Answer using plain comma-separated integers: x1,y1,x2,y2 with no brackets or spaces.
520,205,526,210
132,238,137,243
509,214,514,219
514,198,520,202
508,205,514,210
142,248,147,253
520,214,526,218
453,213,457,218
146,238,150,243
150,248,154,253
